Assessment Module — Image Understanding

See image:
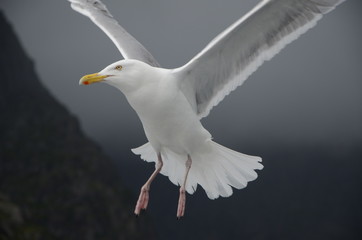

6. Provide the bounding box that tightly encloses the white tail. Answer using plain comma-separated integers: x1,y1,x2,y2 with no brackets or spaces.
132,141,263,199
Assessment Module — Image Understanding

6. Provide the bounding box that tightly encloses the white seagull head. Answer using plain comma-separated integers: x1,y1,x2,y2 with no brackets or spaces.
79,59,153,93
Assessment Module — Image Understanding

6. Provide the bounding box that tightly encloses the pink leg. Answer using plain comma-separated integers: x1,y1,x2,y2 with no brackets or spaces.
134,153,163,216
177,155,192,219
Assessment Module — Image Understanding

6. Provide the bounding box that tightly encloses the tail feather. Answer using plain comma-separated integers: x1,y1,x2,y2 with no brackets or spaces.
132,141,263,199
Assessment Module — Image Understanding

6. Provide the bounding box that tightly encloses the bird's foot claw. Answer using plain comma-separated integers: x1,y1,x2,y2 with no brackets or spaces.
134,186,149,215
176,188,186,218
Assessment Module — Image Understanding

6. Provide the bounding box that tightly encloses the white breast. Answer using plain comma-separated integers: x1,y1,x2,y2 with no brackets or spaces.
126,72,211,155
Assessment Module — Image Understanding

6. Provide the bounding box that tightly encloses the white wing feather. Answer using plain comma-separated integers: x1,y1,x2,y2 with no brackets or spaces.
68,0,160,67
176,0,345,118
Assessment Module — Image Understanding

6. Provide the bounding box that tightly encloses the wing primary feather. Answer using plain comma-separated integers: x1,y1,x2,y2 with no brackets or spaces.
176,0,346,118
69,0,160,67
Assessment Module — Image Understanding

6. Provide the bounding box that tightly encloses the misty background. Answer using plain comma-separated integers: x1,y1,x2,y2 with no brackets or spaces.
1,0,361,154
1,0,361,239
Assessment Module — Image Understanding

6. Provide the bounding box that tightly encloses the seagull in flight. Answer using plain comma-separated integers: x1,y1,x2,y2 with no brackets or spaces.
68,0,346,218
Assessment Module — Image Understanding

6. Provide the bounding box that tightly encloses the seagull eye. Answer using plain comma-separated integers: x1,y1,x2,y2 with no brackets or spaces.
115,65,123,70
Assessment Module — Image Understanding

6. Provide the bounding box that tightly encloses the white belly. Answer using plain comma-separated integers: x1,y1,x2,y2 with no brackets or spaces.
126,79,211,155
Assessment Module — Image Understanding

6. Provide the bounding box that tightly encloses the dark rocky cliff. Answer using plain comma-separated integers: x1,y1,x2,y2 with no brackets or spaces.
1,8,361,240
0,12,155,240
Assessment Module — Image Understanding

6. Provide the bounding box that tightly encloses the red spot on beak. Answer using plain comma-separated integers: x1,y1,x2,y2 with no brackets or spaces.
83,81,89,85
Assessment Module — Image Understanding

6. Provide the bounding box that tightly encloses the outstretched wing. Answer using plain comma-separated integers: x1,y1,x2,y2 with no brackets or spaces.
176,0,345,118
69,0,160,67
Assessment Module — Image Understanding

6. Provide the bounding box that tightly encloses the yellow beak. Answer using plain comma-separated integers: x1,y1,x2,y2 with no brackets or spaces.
79,72,109,85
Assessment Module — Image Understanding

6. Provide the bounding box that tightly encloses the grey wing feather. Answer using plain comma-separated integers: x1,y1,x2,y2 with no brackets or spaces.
69,0,160,67
176,0,345,118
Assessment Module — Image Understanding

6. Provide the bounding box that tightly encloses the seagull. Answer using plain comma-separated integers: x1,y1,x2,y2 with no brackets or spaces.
69,0,346,218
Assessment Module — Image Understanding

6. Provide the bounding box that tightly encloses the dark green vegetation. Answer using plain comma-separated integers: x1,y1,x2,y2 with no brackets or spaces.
0,12,155,240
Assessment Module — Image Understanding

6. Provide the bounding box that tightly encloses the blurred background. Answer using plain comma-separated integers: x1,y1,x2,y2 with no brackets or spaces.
0,0,361,239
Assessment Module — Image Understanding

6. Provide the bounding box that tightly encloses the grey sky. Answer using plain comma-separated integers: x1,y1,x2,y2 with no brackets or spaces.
1,0,361,156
